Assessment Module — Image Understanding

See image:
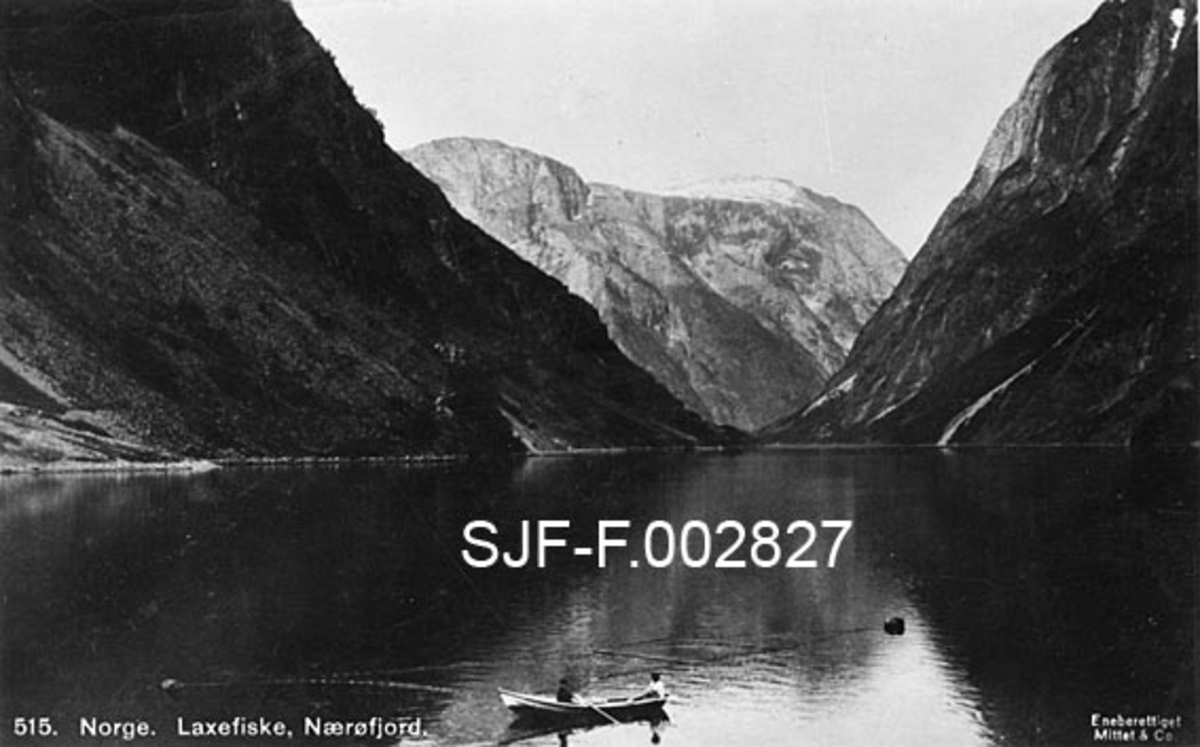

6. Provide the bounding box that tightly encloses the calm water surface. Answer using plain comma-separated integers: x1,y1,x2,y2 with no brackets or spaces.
0,450,1194,746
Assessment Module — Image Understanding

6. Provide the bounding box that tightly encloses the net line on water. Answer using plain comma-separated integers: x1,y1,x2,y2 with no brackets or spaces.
162,626,882,695
584,625,879,684
267,626,880,688
616,627,877,649
162,676,456,694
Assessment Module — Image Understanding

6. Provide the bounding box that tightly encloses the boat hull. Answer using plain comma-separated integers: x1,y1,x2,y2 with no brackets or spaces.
498,688,668,722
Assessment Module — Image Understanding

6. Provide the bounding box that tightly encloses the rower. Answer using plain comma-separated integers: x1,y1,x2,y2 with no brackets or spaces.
556,677,577,703
640,672,666,700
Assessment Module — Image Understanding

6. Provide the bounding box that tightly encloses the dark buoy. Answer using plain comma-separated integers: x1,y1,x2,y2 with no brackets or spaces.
884,617,905,636
160,679,185,699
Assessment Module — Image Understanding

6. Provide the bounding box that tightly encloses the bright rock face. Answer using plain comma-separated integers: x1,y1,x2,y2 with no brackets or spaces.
404,139,906,431
765,0,1198,445
0,0,724,461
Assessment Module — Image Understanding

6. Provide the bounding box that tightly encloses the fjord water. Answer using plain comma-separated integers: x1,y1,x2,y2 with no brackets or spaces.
0,450,1193,746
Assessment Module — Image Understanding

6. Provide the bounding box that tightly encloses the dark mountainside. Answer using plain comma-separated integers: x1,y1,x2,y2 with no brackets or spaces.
404,139,906,431
0,0,724,465
765,0,1198,446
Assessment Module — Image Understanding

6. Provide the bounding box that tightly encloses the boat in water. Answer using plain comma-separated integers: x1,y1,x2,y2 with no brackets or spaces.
498,687,668,722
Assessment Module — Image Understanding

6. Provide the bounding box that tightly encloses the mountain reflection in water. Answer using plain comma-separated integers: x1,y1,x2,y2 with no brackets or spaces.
0,449,1192,746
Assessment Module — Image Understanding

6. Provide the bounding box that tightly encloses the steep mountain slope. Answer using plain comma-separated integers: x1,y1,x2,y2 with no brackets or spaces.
765,0,1197,445
0,0,722,460
403,138,906,430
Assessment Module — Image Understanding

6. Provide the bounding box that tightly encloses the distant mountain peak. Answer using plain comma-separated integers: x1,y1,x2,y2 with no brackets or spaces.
421,135,539,158
405,138,907,431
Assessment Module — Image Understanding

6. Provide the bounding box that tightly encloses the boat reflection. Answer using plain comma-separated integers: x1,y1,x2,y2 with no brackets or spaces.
500,713,670,745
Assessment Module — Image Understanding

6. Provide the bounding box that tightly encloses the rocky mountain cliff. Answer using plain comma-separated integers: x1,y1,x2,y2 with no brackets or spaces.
765,0,1197,445
403,139,906,430
0,0,723,464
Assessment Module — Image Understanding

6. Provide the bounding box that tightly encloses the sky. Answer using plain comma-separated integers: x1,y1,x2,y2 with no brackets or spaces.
290,0,1102,257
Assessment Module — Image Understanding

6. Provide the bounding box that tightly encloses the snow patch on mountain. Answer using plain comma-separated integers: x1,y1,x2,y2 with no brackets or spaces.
662,176,822,211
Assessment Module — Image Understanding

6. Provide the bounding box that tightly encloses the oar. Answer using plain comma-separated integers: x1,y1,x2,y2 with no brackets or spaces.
580,698,620,725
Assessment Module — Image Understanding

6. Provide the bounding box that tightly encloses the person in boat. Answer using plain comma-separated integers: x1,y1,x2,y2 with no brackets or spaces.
556,677,577,704
638,672,666,700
